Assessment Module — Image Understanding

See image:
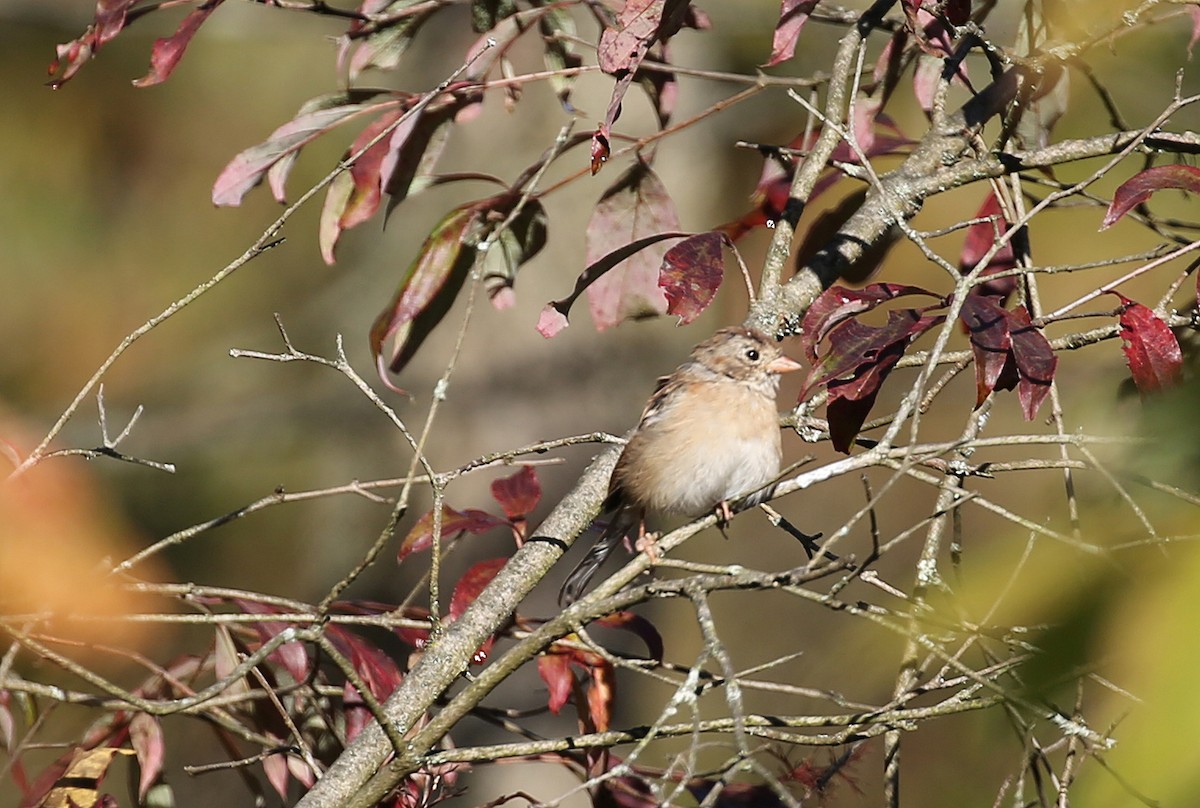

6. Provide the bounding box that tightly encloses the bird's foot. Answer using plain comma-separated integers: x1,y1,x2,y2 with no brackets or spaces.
634,528,662,563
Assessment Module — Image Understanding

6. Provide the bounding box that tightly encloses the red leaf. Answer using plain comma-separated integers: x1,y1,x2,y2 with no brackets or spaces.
585,161,681,329
326,625,402,702
597,0,686,74
381,91,477,218
590,123,612,175
369,204,481,383
47,0,137,88
263,750,290,800
340,109,407,231
537,651,576,714
799,283,942,363
132,0,225,88
449,558,507,621
398,505,509,561
1102,164,1200,229
449,558,508,664
960,191,1017,301
803,303,944,452
959,299,1057,418
594,611,664,662
129,714,164,802
658,231,727,324
823,319,939,452
763,0,819,67
490,466,541,520
592,0,692,172
234,599,312,682
1112,294,1183,394
587,661,616,732
1008,306,1057,420
213,97,390,206
961,295,1013,406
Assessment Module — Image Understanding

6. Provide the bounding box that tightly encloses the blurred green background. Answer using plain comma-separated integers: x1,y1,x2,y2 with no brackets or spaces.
3,1,1200,806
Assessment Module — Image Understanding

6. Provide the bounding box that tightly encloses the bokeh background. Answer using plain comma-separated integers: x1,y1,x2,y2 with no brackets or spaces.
3,1,1200,805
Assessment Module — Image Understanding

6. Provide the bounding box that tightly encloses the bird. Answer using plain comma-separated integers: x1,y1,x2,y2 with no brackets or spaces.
559,326,803,604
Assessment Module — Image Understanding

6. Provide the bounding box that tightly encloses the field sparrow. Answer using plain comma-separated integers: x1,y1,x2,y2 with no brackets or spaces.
559,326,802,604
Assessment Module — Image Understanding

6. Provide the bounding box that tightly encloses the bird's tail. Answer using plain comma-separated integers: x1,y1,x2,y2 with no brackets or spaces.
558,507,638,605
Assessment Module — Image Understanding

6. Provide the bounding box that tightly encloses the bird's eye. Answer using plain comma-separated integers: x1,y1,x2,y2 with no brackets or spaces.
746,349,760,361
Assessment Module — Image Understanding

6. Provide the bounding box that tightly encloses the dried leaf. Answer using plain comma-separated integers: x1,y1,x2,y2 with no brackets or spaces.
1101,164,1200,230
132,0,226,88
36,747,134,808
47,0,137,88
1113,293,1183,394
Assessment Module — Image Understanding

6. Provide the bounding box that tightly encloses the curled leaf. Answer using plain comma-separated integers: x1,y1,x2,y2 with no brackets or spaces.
1102,164,1200,229
132,0,226,88
539,232,689,337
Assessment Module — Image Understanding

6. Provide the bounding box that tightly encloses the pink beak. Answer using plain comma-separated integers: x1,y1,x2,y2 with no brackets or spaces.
767,355,804,374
